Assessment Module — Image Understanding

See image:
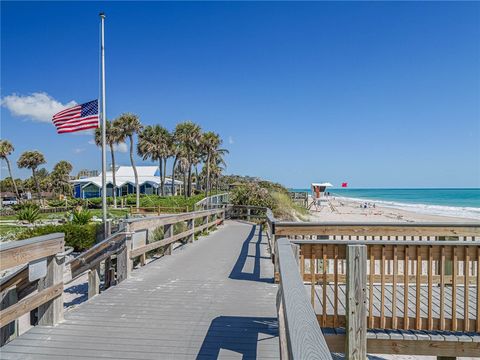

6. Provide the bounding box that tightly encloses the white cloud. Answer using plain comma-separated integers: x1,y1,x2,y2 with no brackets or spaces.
228,136,234,144
88,139,96,145
114,142,128,153
1,92,76,123
74,148,85,154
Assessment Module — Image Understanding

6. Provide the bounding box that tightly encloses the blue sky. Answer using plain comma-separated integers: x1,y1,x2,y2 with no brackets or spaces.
1,1,479,188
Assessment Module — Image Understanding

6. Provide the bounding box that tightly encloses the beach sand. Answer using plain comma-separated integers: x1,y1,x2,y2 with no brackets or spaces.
308,197,478,360
307,196,479,223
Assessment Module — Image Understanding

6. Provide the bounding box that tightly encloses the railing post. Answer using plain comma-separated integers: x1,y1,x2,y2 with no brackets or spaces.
117,232,132,283
88,264,101,299
105,219,112,238
0,288,18,345
164,223,173,255
104,256,113,289
346,244,367,360
37,252,65,326
247,208,251,222
187,219,194,243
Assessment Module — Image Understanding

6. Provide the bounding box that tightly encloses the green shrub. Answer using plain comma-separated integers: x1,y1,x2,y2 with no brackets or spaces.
16,205,40,224
71,208,93,225
17,223,98,251
230,183,275,209
173,221,187,235
47,199,68,208
12,202,39,212
85,197,102,208
151,226,164,241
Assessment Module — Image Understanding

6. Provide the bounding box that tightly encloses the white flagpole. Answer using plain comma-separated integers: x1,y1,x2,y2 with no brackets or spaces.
100,13,107,232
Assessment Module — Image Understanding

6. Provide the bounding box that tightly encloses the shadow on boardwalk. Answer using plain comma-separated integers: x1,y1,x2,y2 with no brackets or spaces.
229,224,273,283
196,316,278,360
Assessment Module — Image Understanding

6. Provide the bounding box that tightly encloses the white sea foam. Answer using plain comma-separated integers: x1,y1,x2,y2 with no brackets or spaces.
336,196,480,220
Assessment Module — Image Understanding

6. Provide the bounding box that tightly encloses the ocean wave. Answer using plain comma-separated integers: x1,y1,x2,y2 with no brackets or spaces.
335,196,480,220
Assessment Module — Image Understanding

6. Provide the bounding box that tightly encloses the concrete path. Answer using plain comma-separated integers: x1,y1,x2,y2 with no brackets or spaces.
1,221,279,359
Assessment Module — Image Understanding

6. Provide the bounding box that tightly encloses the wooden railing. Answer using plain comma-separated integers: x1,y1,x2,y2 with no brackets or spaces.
228,206,480,357
194,193,229,210
296,239,480,333
226,205,267,221
276,237,332,359
0,233,66,345
274,221,480,239
126,208,225,266
129,205,190,216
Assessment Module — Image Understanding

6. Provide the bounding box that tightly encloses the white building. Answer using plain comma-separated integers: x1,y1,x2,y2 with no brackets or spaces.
72,166,183,198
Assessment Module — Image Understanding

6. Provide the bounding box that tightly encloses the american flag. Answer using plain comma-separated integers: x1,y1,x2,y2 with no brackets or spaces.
52,100,99,134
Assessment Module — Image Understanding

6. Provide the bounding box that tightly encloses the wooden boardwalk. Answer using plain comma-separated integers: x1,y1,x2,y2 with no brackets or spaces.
0,221,279,360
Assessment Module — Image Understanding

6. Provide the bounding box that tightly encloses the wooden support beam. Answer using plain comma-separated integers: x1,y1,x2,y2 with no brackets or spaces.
346,245,367,360
88,264,100,299
0,288,18,346
164,224,173,255
116,235,132,283
37,254,64,326
104,256,112,289
187,219,194,243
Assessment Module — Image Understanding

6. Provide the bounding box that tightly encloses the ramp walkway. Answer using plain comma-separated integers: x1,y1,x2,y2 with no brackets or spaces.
1,221,279,360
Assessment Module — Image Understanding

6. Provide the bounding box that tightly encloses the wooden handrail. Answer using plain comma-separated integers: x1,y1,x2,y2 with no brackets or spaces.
0,233,65,339
126,208,224,232
275,222,480,237
276,237,332,359
66,231,127,283
129,208,225,260
0,233,65,272
194,193,229,210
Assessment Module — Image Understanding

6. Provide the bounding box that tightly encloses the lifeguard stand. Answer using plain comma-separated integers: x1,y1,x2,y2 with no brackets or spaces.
308,182,332,211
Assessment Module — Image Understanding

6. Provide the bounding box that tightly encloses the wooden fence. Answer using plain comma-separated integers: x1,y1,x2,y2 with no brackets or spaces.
297,239,480,332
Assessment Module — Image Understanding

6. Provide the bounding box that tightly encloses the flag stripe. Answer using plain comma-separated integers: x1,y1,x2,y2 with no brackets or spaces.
54,105,81,117
58,124,98,134
53,114,81,125
53,106,82,119
52,100,98,134
56,116,99,130
57,121,97,131
53,111,81,122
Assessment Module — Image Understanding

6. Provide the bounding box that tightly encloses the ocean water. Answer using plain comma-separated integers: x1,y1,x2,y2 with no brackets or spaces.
289,188,480,220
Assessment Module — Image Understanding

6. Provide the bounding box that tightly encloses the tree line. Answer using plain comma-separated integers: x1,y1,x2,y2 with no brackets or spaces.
0,140,72,205
0,116,228,208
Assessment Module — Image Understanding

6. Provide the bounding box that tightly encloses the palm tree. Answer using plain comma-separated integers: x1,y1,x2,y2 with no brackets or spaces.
137,125,171,196
95,120,121,207
174,121,201,197
201,133,229,197
114,113,143,209
169,133,181,196
177,154,189,198
209,148,228,193
50,160,73,196
17,150,46,205
0,140,20,200
201,132,220,197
